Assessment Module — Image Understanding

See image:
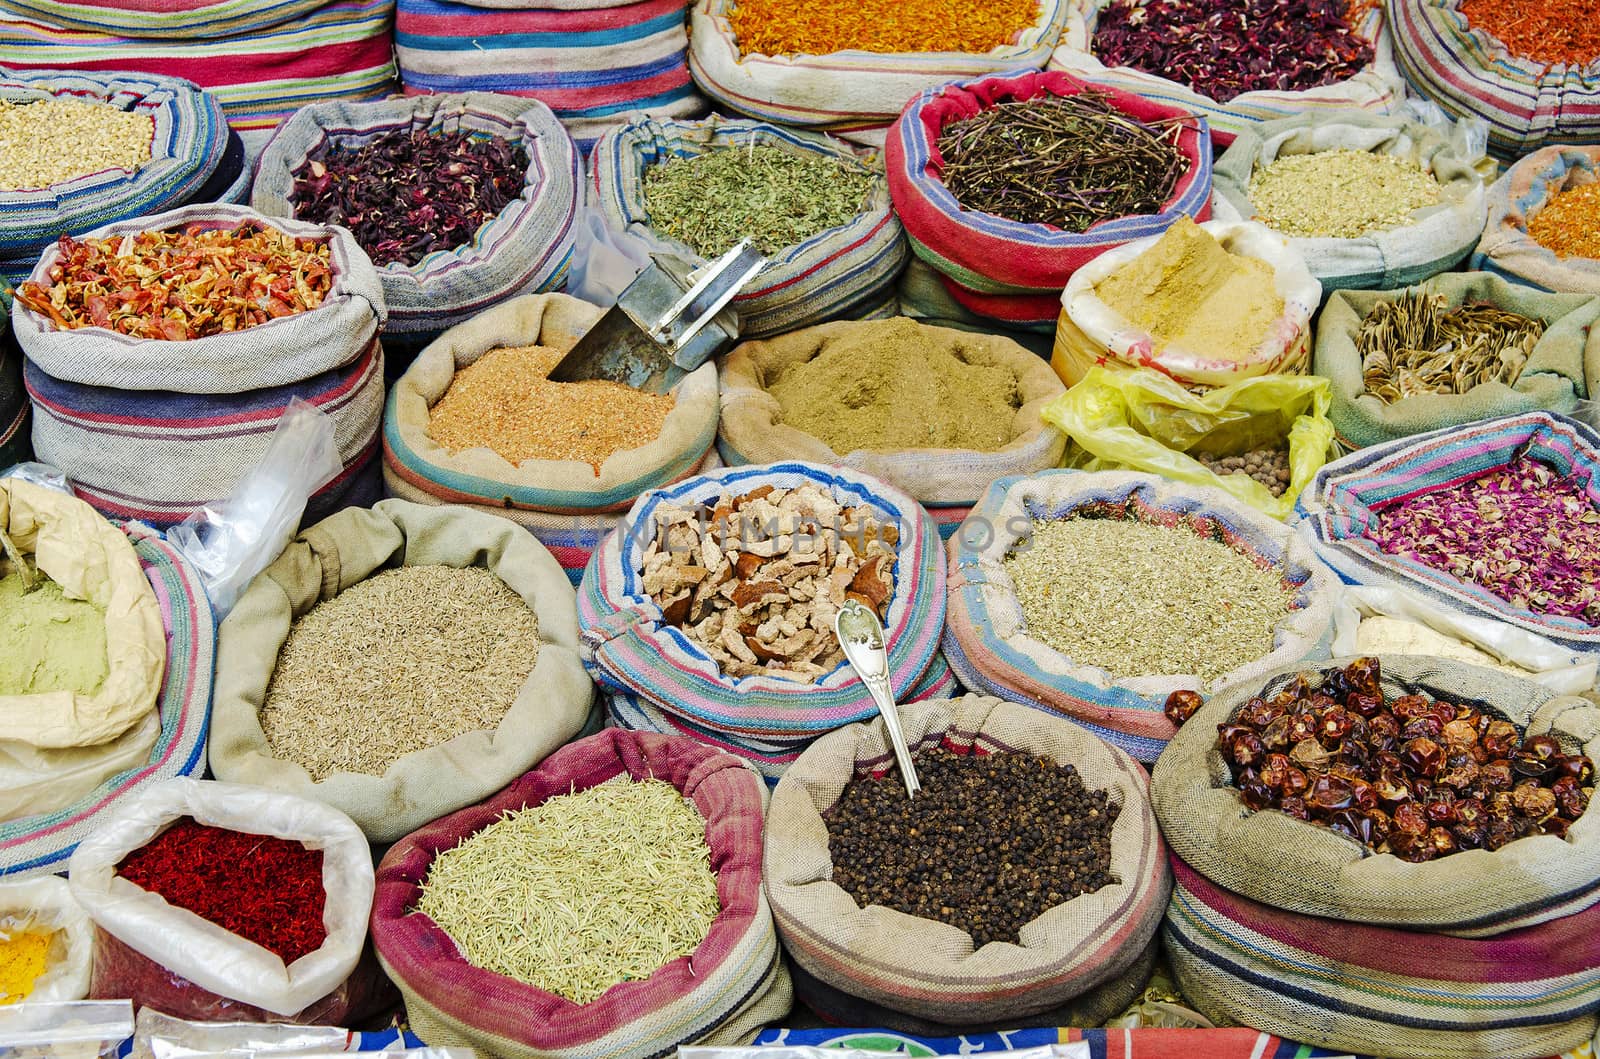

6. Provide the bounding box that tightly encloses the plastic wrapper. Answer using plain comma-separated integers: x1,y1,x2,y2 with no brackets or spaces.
0,1000,132,1059
0,877,92,1003
168,399,342,617
130,1010,350,1059
0,464,70,497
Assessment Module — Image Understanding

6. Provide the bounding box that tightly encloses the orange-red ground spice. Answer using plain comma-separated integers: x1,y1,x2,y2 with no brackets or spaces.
1528,183,1600,260
728,0,1036,56
1457,0,1600,67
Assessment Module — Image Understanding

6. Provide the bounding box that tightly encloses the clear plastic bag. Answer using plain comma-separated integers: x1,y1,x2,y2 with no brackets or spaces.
0,463,71,497
167,399,341,617
130,1010,352,1059
0,1000,132,1059
0,877,92,1003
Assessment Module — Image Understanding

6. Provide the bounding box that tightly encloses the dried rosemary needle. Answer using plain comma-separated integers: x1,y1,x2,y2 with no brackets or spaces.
260,564,540,780
1357,290,1545,404
416,779,720,1004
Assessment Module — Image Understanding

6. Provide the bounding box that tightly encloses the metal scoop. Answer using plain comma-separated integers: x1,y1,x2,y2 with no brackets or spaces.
547,241,767,393
835,599,922,798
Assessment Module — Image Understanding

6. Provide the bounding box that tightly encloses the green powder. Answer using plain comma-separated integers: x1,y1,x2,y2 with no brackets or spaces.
0,570,108,696
768,318,1021,453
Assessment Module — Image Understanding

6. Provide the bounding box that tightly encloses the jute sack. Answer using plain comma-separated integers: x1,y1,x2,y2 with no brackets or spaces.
717,319,1067,507
1153,655,1600,932
372,729,792,1059
0,525,214,878
0,875,92,1002
1052,220,1321,388
766,695,1170,1025
943,470,1339,763
1313,274,1597,450
590,115,907,337
383,293,719,518
1475,146,1600,296
10,203,385,393
1296,411,1600,655
208,499,594,844
1165,853,1600,1059
252,93,580,338
1048,0,1404,147
1211,110,1490,290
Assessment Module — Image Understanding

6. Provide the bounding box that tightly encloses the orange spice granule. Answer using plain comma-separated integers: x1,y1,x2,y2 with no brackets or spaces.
1528,183,1600,260
728,0,1037,56
1458,0,1600,68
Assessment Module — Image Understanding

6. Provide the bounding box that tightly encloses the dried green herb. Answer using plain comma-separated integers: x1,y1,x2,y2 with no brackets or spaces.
1249,149,1440,239
642,142,874,258
1357,291,1545,404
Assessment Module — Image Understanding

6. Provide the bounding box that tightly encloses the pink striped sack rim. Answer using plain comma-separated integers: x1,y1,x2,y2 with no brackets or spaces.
252,93,579,338
1474,146,1600,295
578,461,947,742
372,728,792,1059
765,694,1171,1024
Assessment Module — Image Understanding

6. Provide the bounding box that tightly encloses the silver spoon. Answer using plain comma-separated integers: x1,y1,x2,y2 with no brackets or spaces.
834,599,921,798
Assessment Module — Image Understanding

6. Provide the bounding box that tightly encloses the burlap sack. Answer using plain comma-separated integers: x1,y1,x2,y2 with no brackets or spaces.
1313,273,1598,450
1211,110,1490,290
383,293,719,516
208,499,594,843
1474,146,1600,296
717,319,1066,506
1153,655,1600,932
766,694,1170,1025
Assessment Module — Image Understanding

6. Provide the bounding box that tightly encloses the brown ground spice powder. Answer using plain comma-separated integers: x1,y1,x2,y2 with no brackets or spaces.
427,343,675,473
767,318,1021,454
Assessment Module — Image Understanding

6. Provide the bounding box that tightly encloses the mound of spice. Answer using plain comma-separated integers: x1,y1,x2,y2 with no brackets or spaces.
937,92,1189,232
768,318,1020,453
642,483,897,682
1366,458,1600,625
1194,444,1292,497
116,818,326,963
1004,514,1296,682
1214,657,1595,861
1094,0,1374,103
15,225,332,340
261,565,541,780
1457,0,1598,68
0,928,54,1004
291,128,529,268
426,342,675,473
1249,150,1441,239
1529,183,1600,260
0,98,153,191
0,563,108,697
416,779,718,1004
826,747,1119,947
643,144,874,259
1356,291,1544,404
728,0,1036,55
1094,217,1285,363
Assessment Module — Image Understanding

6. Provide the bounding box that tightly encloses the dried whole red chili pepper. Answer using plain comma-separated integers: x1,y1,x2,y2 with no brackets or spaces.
116,818,327,964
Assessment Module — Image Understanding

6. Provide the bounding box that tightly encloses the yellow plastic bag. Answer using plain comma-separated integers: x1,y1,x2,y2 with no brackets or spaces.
1039,366,1335,519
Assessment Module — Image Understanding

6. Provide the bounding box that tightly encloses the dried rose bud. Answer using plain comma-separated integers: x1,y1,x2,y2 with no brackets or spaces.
1165,689,1204,727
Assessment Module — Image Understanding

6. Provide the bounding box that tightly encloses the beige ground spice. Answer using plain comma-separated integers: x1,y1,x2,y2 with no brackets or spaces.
767,318,1021,453
427,343,675,473
260,564,540,780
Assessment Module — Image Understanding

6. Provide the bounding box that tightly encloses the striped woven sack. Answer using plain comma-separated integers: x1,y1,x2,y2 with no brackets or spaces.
1165,854,1600,1059
1296,411,1600,653
395,0,702,152
932,282,1062,332
590,115,908,337
942,470,1339,763
25,338,385,529
1048,0,1404,148
0,526,214,878
0,0,330,37
751,1026,1404,1059
0,69,227,266
604,652,957,782
252,94,579,338
1154,655,1600,932
579,461,947,745
886,70,1213,304
1313,274,1597,451
766,694,1171,1024
1475,147,1600,296
686,0,1067,137
716,319,1066,507
372,729,793,1059
1211,110,1490,291
11,203,386,394
0,0,398,151
895,255,1058,359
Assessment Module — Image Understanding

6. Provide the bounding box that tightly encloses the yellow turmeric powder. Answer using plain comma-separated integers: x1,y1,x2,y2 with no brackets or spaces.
0,929,53,1004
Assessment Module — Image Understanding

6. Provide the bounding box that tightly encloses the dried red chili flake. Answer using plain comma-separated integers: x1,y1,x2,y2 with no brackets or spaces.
15,224,332,341
1092,0,1374,104
116,818,327,964
1458,0,1600,68
290,129,530,268
1367,458,1600,626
